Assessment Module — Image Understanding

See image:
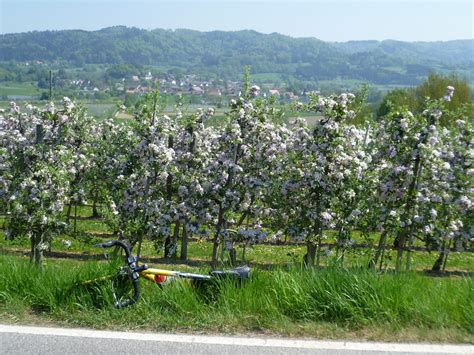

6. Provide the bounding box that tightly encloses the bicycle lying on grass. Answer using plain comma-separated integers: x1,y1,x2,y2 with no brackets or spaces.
85,240,250,308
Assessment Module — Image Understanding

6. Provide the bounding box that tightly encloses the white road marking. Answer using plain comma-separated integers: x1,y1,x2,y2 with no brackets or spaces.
0,324,472,353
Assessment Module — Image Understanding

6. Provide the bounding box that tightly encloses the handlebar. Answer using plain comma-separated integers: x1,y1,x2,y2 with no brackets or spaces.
115,271,140,308
94,240,132,257
94,240,140,308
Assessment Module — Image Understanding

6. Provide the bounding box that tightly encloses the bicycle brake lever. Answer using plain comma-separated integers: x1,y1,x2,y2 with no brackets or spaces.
135,264,149,272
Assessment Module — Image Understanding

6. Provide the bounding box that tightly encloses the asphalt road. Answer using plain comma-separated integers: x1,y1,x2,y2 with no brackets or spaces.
0,324,472,355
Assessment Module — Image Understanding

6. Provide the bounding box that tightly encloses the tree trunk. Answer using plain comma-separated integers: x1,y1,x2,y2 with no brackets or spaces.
164,235,172,258
306,190,323,268
303,242,317,267
29,233,36,264
315,239,322,268
432,251,444,272
211,205,224,268
180,225,188,260
66,202,73,224
73,203,77,233
31,231,44,267
432,239,451,272
395,231,406,272
211,235,220,269
34,243,43,267
442,240,452,271
229,248,237,266
91,189,100,218
1,204,6,229
370,230,387,269
220,231,227,266
165,221,180,259
164,134,174,258
397,115,433,271
135,231,144,261
379,246,386,272
179,124,195,262
163,220,178,260
335,224,346,267
211,141,241,268
405,222,416,271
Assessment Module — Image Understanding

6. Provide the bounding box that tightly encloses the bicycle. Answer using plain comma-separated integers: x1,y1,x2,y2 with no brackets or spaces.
90,240,250,308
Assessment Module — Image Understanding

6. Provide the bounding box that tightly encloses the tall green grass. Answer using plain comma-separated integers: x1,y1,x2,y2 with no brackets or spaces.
0,255,472,341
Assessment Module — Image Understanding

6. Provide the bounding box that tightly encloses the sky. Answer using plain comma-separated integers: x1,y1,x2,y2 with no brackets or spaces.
1,0,473,42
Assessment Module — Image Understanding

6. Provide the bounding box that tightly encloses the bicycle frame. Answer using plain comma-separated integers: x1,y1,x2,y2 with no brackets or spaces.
93,240,250,308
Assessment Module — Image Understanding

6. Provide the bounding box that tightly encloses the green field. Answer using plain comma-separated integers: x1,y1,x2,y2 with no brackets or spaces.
0,81,40,97
85,103,117,118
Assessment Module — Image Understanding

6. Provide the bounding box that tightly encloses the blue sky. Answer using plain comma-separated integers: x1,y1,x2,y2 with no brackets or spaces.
1,0,473,41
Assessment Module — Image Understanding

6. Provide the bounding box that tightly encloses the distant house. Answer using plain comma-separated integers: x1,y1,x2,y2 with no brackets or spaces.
126,85,141,94
190,86,204,95
144,72,153,80
131,75,140,82
207,88,222,97
284,92,297,100
168,86,182,94
269,89,280,96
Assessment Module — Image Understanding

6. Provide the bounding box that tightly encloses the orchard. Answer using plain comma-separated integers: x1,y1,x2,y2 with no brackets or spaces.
0,85,472,271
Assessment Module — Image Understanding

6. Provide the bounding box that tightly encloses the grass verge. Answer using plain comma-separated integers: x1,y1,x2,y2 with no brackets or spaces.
0,254,472,343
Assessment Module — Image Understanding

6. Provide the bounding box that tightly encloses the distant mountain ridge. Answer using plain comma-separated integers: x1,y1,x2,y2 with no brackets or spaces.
333,39,473,66
1,26,472,85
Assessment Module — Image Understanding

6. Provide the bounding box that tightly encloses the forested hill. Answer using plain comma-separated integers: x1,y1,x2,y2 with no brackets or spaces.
1,26,473,85
333,40,474,66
